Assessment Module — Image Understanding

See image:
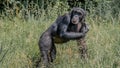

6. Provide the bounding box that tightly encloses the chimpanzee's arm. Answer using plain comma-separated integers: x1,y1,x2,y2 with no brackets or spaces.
59,15,86,39
59,24,85,39
81,23,89,34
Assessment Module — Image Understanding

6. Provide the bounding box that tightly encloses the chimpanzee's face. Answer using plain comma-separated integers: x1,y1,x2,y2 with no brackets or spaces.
71,11,82,24
71,8,85,24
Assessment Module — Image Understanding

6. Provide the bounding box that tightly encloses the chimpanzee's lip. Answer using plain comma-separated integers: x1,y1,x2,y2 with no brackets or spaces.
72,21,79,24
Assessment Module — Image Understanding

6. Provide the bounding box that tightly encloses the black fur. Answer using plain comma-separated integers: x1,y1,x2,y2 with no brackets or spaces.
38,7,89,67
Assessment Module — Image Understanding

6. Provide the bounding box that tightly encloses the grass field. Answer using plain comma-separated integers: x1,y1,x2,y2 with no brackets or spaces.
0,16,120,68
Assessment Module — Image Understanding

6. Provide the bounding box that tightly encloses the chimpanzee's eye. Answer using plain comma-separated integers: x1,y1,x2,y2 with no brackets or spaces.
78,12,82,15
74,11,82,15
72,11,82,16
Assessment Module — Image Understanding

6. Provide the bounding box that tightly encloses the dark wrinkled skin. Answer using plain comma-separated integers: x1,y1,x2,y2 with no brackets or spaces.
38,7,89,67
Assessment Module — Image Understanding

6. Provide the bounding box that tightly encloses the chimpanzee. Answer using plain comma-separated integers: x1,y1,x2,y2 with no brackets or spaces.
38,7,89,67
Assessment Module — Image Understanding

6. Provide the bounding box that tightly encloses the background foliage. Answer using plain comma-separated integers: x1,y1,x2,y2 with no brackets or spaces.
0,0,120,68
0,0,120,20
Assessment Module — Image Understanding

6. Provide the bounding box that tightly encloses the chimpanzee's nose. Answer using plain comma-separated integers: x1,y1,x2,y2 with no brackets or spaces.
74,15,78,18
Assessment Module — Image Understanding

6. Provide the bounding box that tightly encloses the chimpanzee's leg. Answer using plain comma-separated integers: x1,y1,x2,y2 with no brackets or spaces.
40,50,49,66
77,37,87,59
39,34,53,67
50,42,56,62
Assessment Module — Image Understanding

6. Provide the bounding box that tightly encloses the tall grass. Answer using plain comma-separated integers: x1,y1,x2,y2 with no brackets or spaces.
0,13,120,68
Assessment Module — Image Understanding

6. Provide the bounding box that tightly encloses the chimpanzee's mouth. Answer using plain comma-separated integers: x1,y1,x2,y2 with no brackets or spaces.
72,20,79,24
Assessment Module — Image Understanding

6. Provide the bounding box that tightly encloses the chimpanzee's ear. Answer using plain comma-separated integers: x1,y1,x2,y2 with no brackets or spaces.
70,8,74,13
69,8,73,20
81,10,87,23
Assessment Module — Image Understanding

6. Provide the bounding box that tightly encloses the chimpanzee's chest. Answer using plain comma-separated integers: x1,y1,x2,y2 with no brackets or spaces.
67,23,82,32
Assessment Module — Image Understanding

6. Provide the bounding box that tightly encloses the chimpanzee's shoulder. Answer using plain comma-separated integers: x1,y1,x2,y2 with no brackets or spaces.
54,13,70,24
62,13,70,17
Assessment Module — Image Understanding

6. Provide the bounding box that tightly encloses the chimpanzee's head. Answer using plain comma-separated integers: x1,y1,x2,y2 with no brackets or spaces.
70,7,86,24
